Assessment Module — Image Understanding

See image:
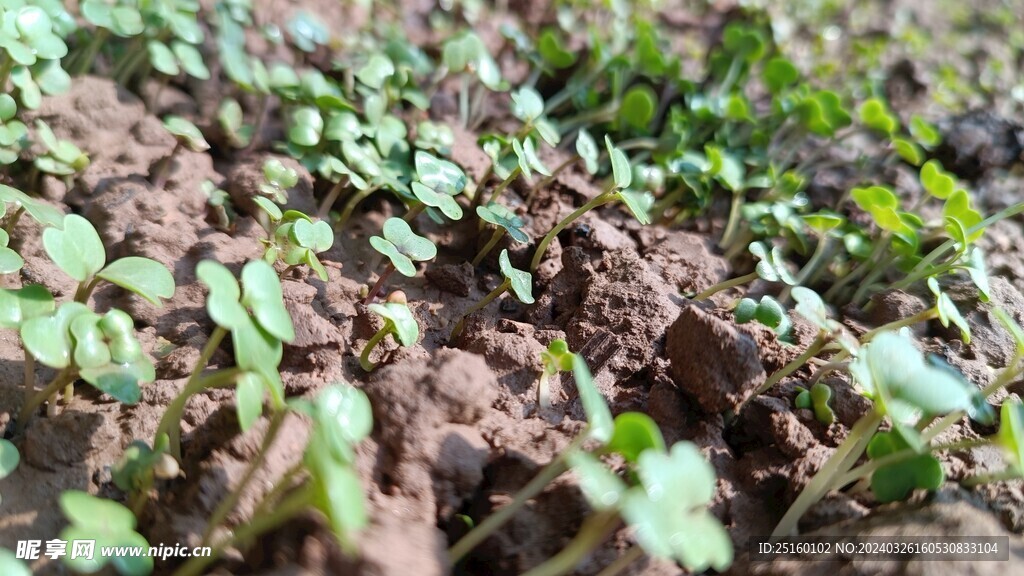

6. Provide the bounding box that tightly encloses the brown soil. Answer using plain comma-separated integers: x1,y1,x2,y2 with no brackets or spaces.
1,3,1024,576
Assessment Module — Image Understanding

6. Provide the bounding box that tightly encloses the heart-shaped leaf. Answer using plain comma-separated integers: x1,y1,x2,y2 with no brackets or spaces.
568,450,626,511
411,182,463,220
97,257,175,306
368,302,419,346
241,260,296,343
292,219,334,253
371,218,437,277
0,285,54,329
22,302,91,368
355,53,395,90
607,412,666,463
511,86,545,123
44,214,106,282
498,249,534,304
79,357,152,405
476,203,528,243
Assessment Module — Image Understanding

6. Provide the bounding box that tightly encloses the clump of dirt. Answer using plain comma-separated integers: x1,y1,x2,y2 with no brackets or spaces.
936,111,1024,179
666,304,767,413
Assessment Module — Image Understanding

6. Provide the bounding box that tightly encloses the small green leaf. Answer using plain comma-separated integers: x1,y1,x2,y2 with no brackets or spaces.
996,400,1024,473
0,439,19,479
511,86,545,123
607,412,666,463
762,57,799,93
576,129,599,175
43,214,106,282
236,372,265,432
476,203,528,243
573,357,613,444
355,53,395,90
621,85,657,129
606,136,632,190
97,257,175,306
867,431,943,503
368,302,419,346
498,249,534,304
240,259,296,343
910,115,941,148
920,160,956,199
162,115,209,152
858,98,899,135
567,450,626,511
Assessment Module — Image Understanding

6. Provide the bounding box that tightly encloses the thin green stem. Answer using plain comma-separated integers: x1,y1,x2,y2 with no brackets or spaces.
596,546,645,576
772,410,883,537
154,327,229,459
755,335,828,395
22,352,34,403
243,94,269,153
363,262,395,305
486,167,521,206
17,367,74,428
403,203,425,223
201,411,286,546
902,203,1024,285
530,192,614,272
521,510,622,576
472,228,504,266
718,190,745,250
359,327,390,372
690,271,759,301
251,461,305,519
860,308,938,342
172,484,314,576
450,280,509,340
795,236,831,285
449,435,584,562
74,276,102,304
317,180,346,220
337,184,381,227
962,468,1021,487
832,438,991,490
4,206,24,237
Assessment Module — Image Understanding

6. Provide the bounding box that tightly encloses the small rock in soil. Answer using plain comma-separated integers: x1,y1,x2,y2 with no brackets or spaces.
667,304,766,413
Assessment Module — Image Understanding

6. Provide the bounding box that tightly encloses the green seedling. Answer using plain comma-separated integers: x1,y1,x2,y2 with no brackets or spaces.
794,383,835,424
77,0,144,75
0,94,28,165
286,10,329,53
44,214,175,305
692,240,795,300
112,436,178,515
253,198,334,281
17,304,155,425
733,294,791,339
530,137,651,272
441,30,504,126
217,98,252,148
360,297,419,371
452,352,730,573
473,202,528,266
365,217,437,304
202,179,235,231
414,120,454,155
0,4,70,108
260,158,299,204
0,439,19,504
60,490,152,576
100,0,207,87
536,338,574,411
450,249,534,339
0,548,29,576
154,259,294,461
404,151,468,222
773,331,987,536
0,183,64,234
33,120,89,181
152,116,210,190
176,383,372,576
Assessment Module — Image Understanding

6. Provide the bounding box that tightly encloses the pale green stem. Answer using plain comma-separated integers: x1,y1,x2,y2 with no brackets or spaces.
521,510,621,576
772,410,883,537
337,184,382,227
530,192,614,272
202,410,286,546
450,280,509,340
359,327,390,372
690,271,759,301
755,335,828,395
449,435,585,562
472,228,504,266
18,367,74,428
